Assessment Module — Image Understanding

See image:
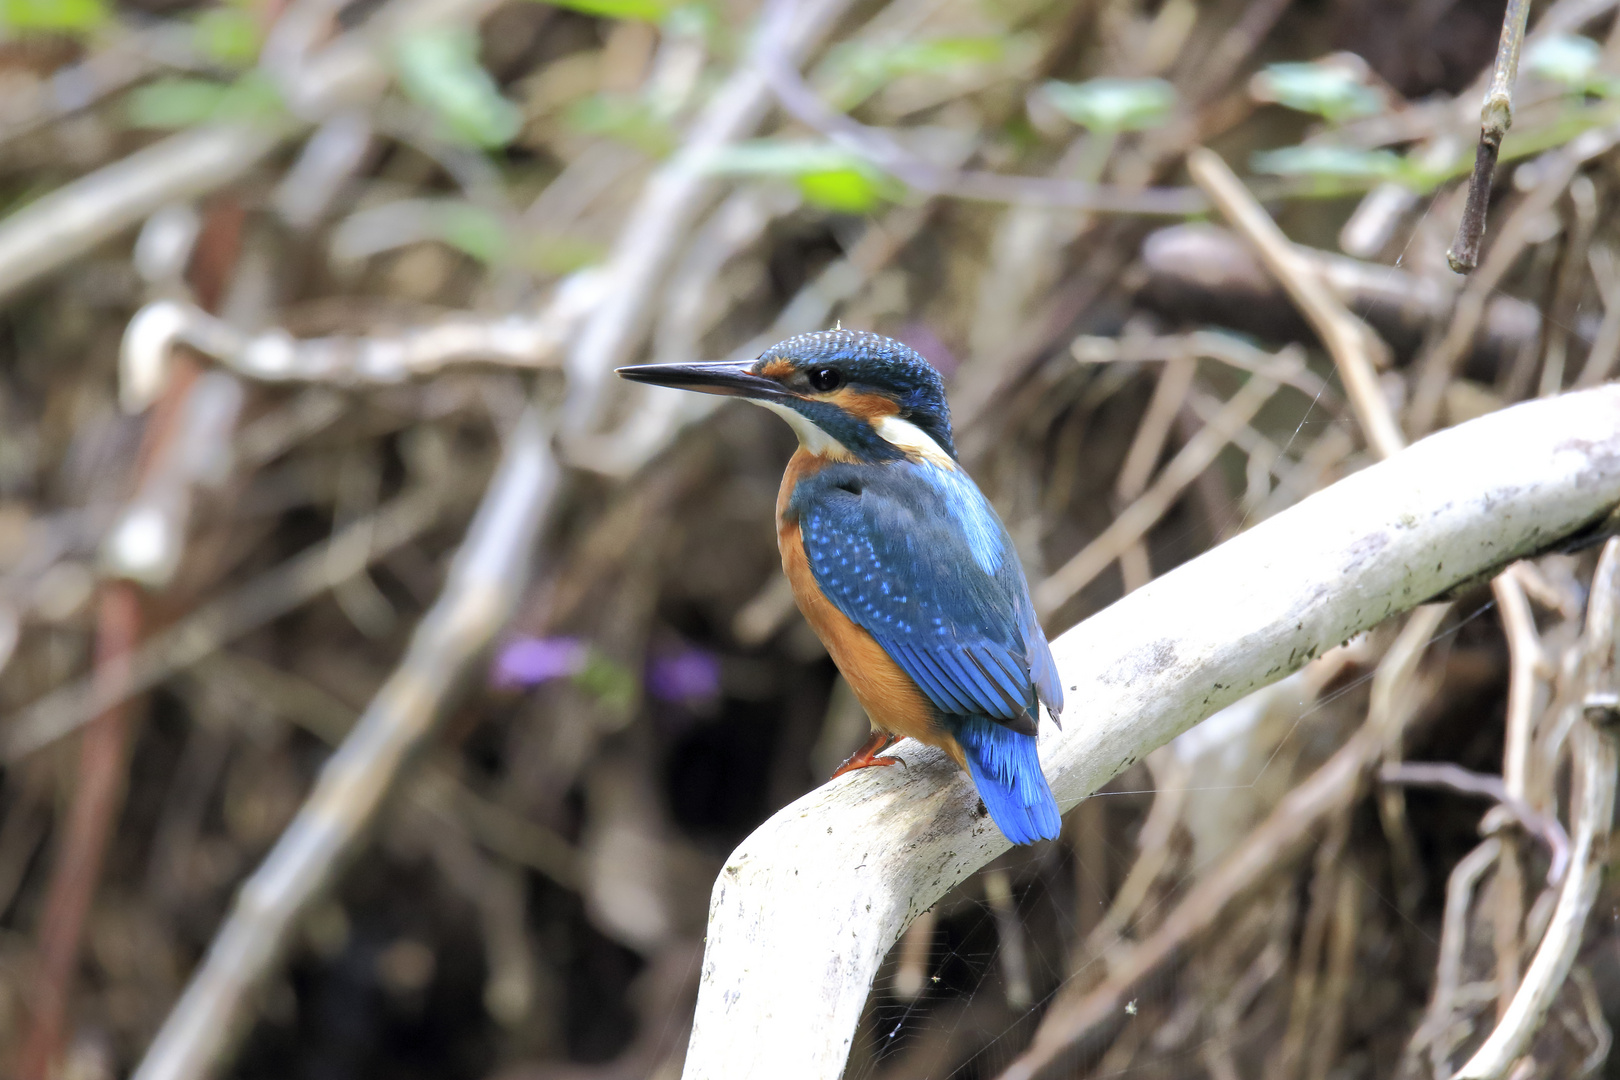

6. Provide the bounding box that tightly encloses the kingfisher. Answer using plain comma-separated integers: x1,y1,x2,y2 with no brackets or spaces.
617,330,1063,845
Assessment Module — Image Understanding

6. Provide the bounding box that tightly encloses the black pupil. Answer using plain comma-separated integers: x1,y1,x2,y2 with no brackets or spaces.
808,367,842,392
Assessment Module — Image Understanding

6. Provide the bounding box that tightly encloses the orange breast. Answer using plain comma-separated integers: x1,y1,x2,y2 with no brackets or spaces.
777,451,949,754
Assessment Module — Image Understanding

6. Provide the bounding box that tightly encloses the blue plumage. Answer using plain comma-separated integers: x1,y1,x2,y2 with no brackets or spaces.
791,457,1063,843
953,717,1063,846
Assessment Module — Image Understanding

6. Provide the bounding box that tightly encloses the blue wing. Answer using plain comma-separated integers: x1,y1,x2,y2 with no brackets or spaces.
790,459,1062,734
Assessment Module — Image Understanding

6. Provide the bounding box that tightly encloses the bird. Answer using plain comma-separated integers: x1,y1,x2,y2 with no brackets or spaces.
617,329,1063,845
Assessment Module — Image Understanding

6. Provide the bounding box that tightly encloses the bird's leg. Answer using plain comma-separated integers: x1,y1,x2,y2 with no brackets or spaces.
831,731,902,779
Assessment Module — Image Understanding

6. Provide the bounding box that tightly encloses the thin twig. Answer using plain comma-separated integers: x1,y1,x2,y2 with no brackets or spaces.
1575,244,1620,388
982,869,1032,1010
1493,564,1540,1014
1072,331,1334,406
892,907,937,1002
1378,763,1570,885
1077,753,1189,955
18,584,142,1080
1304,859,1363,1080
1186,148,1404,461
1369,604,1453,915
2,482,449,760
1408,122,1620,436
1034,353,1293,616
1454,539,1620,1079
21,232,235,1074
131,406,557,1080
1447,0,1534,272
1453,543,1620,1078
1276,812,1351,1080
1114,354,1195,592
1406,837,1503,1076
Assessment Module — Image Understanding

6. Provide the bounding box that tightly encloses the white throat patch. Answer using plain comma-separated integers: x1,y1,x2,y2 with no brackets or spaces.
757,400,853,459
753,401,956,469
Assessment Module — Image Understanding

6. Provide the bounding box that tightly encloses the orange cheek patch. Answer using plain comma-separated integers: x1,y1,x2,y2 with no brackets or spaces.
758,357,796,380
828,388,900,420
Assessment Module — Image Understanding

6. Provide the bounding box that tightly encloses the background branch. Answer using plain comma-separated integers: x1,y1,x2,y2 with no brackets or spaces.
129,407,556,1080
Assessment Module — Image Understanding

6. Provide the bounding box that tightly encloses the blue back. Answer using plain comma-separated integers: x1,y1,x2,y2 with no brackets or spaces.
788,458,1063,731
788,457,1063,843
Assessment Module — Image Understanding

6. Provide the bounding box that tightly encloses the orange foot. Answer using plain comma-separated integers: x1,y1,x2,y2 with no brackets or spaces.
831,731,902,779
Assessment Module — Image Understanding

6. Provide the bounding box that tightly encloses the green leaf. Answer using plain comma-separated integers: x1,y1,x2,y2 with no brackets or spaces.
395,27,522,148
796,169,882,212
1042,77,1175,132
523,234,605,274
565,93,676,154
126,73,284,129
1,0,107,34
702,139,900,211
432,203,604,271
193,5,261,67
1526,34,1603,90
438,204,510,263
574,652,637,714
1251,144,1406,180
1251,61,1382,123
528,0,669,19
823,36,1004,108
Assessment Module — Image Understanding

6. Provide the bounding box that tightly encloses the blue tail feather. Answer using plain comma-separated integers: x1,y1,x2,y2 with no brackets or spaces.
952,716,1061,845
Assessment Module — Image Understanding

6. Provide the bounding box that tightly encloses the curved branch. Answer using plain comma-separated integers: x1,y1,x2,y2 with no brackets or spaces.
681,385,1620,1080
1378,762,1571,886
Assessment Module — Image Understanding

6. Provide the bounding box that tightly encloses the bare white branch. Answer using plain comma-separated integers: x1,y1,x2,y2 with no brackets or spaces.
119,279,603,410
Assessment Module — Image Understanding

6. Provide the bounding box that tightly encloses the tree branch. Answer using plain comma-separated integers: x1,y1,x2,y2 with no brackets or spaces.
1447,0,1534,273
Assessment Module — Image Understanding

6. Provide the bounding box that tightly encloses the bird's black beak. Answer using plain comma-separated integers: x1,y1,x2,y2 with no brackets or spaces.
615,360,791,402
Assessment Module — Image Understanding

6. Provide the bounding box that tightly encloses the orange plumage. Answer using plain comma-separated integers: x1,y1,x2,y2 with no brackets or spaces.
776,449,962,766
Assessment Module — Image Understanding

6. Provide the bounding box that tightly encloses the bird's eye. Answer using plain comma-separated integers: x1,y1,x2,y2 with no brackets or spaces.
807,367,842,392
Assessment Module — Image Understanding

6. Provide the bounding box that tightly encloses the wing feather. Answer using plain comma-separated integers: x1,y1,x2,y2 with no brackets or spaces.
793,461,1056,733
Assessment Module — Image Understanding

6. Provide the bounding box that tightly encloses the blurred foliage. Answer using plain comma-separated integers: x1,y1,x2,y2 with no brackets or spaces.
192,1,262,67
1041,77,1176,132
396,27,524,147
703,139,903,211
126,73,285,129
1250,60,1383,122
822,36,1006,108
0,0,105,34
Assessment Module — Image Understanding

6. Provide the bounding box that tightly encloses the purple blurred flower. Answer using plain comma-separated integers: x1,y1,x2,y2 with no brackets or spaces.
491,636,588,689
646,647,722,705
